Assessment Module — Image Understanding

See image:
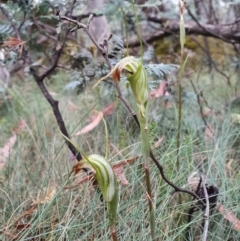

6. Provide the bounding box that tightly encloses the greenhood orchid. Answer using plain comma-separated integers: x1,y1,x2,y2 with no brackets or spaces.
93,56,149,118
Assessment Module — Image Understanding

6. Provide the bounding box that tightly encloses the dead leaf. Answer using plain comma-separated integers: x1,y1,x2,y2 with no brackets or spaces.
113,156,139,170
0,134,16,170
32,186,56,205
13,205,37,225
217,202,240,232
75,112,103,135
16,223,31,230
2,37,25,55
64,175,94,189
69,151,76,161
199,97,205,103
86,103,116,122
67,100,81,111
152,136,165,149
164,100,171,109
150,81,167,98
111,137,164,185
204,124,214,141
102,102,116,116
12,119,26,135
74,103,116,135
56,43,61,51
226,159,234,171
202,107,212,116
65,158,96,189
113,165,129,186
71,161,94,175
2,37,24,47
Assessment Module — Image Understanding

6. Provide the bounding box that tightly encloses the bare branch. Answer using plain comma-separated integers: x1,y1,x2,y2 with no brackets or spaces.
86,14,94,28
30,66,82,161
150,151,201,200
128,17,240,48
28,3,83,162
189,76,210,130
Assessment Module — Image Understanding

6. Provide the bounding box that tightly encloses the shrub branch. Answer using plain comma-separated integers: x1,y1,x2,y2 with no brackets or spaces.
29,12,82,161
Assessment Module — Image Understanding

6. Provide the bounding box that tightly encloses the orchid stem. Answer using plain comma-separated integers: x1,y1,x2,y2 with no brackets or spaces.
110,224,118,241
139,111,155,240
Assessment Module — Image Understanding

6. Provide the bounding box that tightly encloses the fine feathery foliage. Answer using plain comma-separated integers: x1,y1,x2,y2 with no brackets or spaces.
145,63,179,78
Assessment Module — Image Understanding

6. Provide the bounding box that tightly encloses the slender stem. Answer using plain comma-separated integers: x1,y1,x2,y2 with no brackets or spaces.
121,8,129,56
202,176,210,241
139,112,155,240
176,2,186,208
110,224,118,241
144,166,155,239
177,71,182,171
177,1,185,172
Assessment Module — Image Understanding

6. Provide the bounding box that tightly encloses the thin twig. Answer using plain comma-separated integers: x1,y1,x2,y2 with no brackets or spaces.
221,17,240,26
185,3,235,44
59,13,141,125
29,3,83,162
150,151,201,200
201,175,210,241
190,36,231,86
189,78,209,128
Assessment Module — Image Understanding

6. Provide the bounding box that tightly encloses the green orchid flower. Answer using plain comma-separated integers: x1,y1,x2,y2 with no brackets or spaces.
93,56,148,118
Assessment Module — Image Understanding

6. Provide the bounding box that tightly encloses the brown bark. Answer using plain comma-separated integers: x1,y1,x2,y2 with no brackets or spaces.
127,18,240,47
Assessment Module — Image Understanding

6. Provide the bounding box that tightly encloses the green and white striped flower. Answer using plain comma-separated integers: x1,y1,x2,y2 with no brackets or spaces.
62,134,118,226
83,154,118,225
83,154,117,202
93,56,149,118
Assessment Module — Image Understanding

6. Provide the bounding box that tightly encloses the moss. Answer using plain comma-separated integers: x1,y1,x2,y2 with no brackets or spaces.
184,36,198,50
154,35,235,70
154,37,175,55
